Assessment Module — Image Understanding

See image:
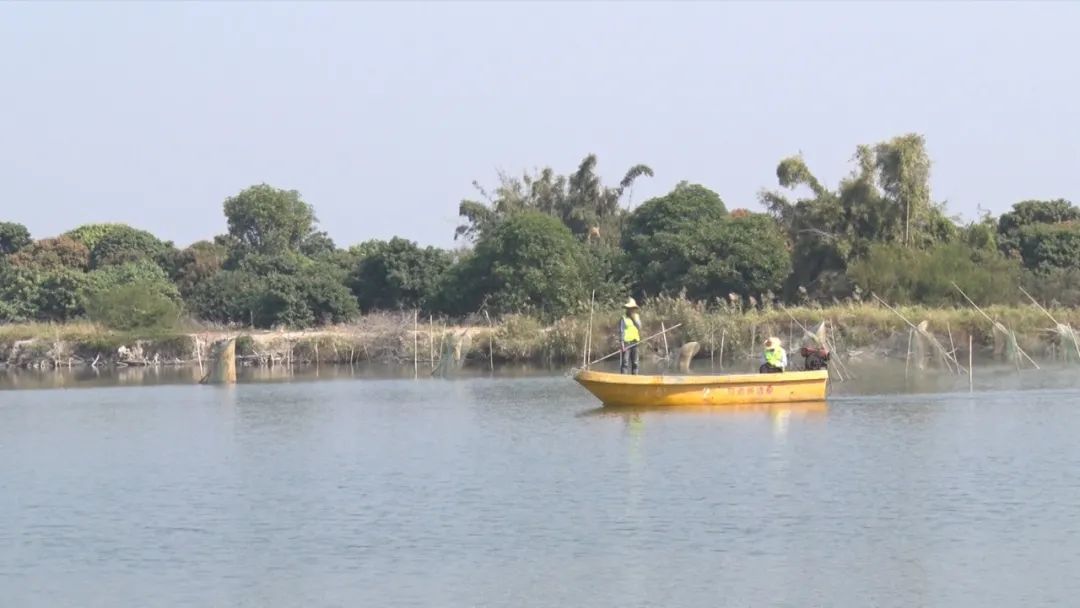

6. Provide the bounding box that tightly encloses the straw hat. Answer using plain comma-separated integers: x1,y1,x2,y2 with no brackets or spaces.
623,297,639,309
764,337,782,349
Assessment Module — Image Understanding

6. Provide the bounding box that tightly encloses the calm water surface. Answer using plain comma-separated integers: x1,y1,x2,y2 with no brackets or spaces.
3,364,1080,607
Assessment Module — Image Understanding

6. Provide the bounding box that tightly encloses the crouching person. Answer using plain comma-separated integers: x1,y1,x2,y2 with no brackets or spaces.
759,337,786,374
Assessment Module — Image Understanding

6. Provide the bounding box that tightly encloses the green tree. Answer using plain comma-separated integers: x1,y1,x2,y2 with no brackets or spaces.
997,199,1080,265
998,199,1079,235
65,223,128,251
172,240,228,299
86,260,181,303
187,270,262,325
0,264,40,322
248,267,359,328
456,154,653,244
1014,222,1080,272
440,211,593,319
300,230,337,258
86,225,171,269
223,184,319,257
348,238,452,312
682,213,792,300
86,282,181,330
33,268,91,321
189,254,357,328
0,222,32,255
623,184,788,300
760,133,956,298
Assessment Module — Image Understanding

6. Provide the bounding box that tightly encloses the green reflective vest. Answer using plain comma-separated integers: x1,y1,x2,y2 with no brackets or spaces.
622,315,641,343
765,347,786,368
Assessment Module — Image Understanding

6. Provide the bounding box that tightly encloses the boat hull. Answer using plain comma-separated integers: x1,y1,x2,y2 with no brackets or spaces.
573,369,829,407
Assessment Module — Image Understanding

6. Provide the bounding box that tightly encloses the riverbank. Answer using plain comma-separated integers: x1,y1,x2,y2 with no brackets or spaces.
3,302,1079,370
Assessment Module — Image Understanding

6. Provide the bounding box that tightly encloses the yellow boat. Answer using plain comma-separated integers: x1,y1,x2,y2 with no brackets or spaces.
573,368,829,407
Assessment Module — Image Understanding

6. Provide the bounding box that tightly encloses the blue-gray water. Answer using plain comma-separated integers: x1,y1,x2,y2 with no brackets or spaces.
4,364,1080,607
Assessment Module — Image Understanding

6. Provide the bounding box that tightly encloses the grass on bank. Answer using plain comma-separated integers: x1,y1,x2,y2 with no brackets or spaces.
3,299,1080,366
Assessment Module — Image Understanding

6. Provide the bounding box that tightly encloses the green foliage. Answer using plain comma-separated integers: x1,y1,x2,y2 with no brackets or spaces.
1020,267,1080,308
87,225,171,269
300,230,337,258
442,211,592,319
998,199,1079,235
0,222,32,255
622,184,787,301
0,264,41,322
34,269,91,322
85,282,181,330
348,237,452,312
7,139,1080,334
996,200,1080,271
1013,221,1080,272
188,259,357,329
760,134,955,298
65,223,125,251
223,184,318,256
848,242,1022,306
456,154,653,244
9,236,90,272
187,270,262,325
86,260,181,304
683,213,792,301
172,240,228,298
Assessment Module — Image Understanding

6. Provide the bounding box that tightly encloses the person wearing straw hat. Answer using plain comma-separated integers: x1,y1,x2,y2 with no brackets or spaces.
619,297,643,375
759,337,787,374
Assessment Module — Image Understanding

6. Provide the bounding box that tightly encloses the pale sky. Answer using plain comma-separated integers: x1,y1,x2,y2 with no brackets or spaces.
2,1,1078,249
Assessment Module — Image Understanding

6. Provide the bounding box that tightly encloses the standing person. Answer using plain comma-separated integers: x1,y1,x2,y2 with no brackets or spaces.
759,337,787,374
620,298,642,375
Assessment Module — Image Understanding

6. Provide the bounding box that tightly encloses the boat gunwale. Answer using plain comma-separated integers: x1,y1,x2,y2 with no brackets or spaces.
574,368,828,387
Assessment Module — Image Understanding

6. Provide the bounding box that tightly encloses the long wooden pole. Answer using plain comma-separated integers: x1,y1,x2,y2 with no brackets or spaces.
586,323,683,367
584,290,595,368
429,314,435,370
719,329,726,370
413,309,419,377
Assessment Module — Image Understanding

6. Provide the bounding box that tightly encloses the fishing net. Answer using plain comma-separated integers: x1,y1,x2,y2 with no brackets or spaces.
1055,324,1080,363
911,321,954,371
991,322,1019,365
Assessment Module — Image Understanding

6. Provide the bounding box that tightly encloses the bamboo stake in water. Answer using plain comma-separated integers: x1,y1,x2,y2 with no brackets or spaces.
719,329,726,370
413,309,419,378
483,310,494,372
969,335,974,392
905,328,913,380
661,321,670,359
946,322,957,360
429,314,435,370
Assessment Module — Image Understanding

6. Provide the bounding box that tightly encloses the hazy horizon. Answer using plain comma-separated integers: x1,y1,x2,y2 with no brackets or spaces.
2,1,1078,249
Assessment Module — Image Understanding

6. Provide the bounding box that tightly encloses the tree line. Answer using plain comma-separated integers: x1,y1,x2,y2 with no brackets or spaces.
1,133,1078,331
